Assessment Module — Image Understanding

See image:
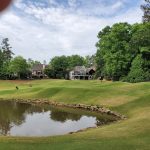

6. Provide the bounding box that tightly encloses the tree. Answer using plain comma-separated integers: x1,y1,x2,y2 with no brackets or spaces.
0,49,3,72
27,58,41,69
0,38,14,79
125,54,150,83
67,55,85,69
46,55,85,79
95,26,111,78
51,56,68,71
96,23,132,80
141,0,150,22
130,23,150,56
1,38,14,61
44,67,55,78
125,23,150,82
85,55,95,68
50,56,69,79
9,56,29,79
96,22,150,82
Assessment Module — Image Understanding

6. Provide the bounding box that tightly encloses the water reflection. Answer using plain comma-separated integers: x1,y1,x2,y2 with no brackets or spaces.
0,101,116,136
50,110,82,122
0,101,28,135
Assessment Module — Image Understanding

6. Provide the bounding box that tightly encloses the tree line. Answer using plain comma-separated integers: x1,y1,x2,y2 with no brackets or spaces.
0,39,95,79
0,23,149,82
44,55,95,79
0,39,43,79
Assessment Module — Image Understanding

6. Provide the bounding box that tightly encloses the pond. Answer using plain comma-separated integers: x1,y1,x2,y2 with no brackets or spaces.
0,101,116,137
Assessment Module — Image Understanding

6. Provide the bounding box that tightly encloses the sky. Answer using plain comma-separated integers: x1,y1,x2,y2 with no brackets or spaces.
0,0,144,63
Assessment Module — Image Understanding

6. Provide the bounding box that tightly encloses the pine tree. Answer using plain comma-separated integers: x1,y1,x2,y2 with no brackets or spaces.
1,38,14,61
141,0,150,22
0,38,14,79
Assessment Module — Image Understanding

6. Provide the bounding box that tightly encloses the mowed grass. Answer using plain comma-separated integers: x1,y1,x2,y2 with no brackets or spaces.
0,79,150,150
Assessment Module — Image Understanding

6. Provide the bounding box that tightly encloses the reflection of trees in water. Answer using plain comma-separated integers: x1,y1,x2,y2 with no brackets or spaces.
0,101,49,136
0,101,116,135
0,101,51,136
0,102,83,135
0,101,31,135
50,110,82,123
96,116,116,126
25,106,45,114
0,121,12,136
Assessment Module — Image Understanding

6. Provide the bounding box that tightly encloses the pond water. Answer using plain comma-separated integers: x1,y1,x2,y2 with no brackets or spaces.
0,101,116,137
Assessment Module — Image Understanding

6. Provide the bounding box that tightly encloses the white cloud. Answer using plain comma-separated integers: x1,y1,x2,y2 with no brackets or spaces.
0,0,143,62
112,1,124,9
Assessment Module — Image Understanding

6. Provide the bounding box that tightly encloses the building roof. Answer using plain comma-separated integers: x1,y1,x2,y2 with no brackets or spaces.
74,66,86,72
71,66,95,73
32,64,48,71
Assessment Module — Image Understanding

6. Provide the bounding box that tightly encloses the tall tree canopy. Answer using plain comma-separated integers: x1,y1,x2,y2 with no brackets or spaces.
96,23,132,80
141,0,150,22
125,23,150,82
96,22,150,82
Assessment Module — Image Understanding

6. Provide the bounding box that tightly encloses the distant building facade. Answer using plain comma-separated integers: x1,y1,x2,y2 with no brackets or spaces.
31,64,48,78
69,66,95,80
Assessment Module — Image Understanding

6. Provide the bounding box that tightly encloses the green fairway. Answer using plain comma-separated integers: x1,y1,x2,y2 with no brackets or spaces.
0,80,150,150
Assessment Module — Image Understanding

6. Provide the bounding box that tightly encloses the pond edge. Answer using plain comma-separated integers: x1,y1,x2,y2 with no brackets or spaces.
0,98,126,120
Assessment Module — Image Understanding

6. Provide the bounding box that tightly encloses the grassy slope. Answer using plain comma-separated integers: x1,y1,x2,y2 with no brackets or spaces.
0,80,149,150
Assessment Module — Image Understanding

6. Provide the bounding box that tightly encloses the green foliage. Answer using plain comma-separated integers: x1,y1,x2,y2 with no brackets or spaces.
67,55,85,69
96,23,132,80
0,49,3,72
51,56,68,71
85,55,95,68
47,55,86,79
44,68,55,78
9,56,29,79
48,56,68,79
126,23,150,82
1,38,14,61
125,54,150,83
140,47,150,54
130,23,150,56
96,22,150,82
27,58,41,68
0,38,14,79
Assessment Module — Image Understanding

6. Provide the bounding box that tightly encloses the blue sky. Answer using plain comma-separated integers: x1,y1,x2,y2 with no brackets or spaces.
0,0,143,62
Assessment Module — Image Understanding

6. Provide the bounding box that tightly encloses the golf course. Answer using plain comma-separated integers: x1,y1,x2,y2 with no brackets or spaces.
0,79,149,150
